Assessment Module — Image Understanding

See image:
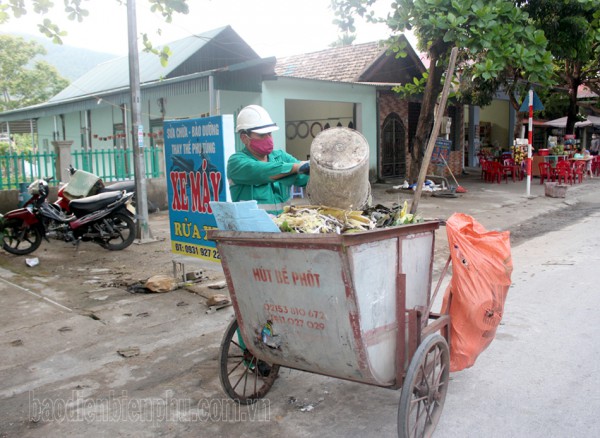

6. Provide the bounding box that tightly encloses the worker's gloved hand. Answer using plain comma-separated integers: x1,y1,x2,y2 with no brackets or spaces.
298,161,310,175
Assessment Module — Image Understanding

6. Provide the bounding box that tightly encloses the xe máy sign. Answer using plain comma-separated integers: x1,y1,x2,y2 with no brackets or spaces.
163,115,235,262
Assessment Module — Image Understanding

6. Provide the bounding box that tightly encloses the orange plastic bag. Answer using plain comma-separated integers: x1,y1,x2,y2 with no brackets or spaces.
441,213,513,372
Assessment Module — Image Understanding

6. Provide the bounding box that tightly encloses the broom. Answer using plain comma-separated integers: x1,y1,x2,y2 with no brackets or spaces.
441,155,468,193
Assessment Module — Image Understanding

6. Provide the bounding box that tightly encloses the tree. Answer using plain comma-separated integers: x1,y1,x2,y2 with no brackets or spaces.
332,0,554,181
0,35,69,111
330,32,356,48
515,0,600,134
0,0,190,65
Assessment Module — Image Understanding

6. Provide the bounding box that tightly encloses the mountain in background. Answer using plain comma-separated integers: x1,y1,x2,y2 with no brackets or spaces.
3,33,118,81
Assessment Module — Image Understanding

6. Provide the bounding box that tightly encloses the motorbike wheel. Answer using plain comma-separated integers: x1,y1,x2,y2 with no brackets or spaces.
98,212,136,251
2,219,43,255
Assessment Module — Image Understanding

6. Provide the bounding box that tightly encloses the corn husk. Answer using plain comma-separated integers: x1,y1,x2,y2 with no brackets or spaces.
273,205,374,234
273,202,423,234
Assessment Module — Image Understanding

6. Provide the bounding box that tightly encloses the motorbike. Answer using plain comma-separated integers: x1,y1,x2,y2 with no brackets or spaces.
1,178,137,255
55,165,158,214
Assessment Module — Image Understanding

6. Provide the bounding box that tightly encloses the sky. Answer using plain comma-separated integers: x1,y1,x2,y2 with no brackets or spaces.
0,0,402,58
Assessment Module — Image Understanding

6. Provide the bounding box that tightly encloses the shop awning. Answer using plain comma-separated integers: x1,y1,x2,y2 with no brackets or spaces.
544,115,600,128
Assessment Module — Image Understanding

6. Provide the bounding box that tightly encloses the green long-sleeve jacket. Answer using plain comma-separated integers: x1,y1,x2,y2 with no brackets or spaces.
227,148,309,214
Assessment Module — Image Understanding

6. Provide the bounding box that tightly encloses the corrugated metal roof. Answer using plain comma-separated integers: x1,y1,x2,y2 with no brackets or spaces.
0,57,275,122
49,26,248,103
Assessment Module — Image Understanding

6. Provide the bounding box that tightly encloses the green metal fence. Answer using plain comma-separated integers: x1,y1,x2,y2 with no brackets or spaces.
72,147,164,182
0,151,57,190
0,147,163,190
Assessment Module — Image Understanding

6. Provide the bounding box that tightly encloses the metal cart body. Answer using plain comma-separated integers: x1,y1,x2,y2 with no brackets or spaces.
210,221,444,389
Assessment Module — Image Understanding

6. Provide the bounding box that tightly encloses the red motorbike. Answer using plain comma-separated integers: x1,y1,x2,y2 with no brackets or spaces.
55,165,156,214
1,178,136,255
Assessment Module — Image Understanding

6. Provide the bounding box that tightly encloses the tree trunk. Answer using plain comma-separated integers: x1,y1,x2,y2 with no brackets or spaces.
508,89,524,140
409,48,446,182
565,61,582,135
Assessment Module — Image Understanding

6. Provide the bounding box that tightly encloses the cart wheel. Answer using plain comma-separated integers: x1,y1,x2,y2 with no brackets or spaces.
219,318,280,405
397,334,450,438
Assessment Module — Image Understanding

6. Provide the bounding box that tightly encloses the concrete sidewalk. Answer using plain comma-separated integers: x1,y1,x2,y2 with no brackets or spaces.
370,168,597,228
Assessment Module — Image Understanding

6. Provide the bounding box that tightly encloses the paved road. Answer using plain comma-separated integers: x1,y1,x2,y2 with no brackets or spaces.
436,198,600,437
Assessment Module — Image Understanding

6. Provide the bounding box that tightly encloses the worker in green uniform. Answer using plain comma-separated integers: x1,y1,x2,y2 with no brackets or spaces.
227,105,310,214
227,105,309,376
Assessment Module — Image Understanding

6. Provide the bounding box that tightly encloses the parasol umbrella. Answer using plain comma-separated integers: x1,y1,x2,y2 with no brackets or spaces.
519,90,545,112
544,116,593,128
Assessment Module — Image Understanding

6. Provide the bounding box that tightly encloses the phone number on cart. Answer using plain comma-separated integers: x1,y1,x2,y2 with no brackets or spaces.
264,303,326,330
172,242,220,259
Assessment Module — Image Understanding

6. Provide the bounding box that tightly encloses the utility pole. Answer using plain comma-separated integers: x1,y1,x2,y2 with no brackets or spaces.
126,0,152,241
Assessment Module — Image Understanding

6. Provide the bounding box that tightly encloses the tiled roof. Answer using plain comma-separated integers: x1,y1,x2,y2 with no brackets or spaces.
275,42,386,82
275,38,426,85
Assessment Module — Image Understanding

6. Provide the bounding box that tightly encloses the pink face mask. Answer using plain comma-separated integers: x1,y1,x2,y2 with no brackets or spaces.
249,136,274,155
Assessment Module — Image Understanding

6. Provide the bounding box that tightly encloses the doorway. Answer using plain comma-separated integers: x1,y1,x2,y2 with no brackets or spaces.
381,113,406,178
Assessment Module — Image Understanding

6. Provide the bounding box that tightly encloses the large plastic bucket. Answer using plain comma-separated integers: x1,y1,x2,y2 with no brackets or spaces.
307,127,370,209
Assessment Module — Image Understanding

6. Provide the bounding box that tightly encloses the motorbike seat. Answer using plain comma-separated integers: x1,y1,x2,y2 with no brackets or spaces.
69,191,122,216
101,181,135,193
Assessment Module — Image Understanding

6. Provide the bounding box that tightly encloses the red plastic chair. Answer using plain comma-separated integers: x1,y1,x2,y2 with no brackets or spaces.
538,162,554,184
501,158,519,183
486,161,502,183
572,160,586,184
554,160,573,185
479,157,489,180
592,156,600,177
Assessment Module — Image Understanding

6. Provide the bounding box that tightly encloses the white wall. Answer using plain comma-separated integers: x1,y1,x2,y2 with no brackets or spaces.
262,77,378,176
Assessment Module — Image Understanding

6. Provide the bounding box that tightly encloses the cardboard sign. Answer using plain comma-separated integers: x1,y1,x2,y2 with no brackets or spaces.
163,115,235,262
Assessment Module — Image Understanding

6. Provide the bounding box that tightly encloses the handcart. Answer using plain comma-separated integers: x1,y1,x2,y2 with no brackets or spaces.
208,221,451,438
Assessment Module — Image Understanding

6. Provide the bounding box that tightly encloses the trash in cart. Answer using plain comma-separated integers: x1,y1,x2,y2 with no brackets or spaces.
210,201,424,235
273,201,422,233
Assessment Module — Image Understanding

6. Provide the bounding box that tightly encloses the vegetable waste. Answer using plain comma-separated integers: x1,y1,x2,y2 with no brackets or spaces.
273,201,423,234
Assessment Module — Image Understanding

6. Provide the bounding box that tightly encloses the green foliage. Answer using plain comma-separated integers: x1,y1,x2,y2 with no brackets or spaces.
0,141,10,155
11,133,36,153
393,72,428,99
333,0,554,105
142,33,172,68
515,0,599,132
0,35,70,111
148,0,189,23
536,89,569,121
330,33,357,48
1,1,189,63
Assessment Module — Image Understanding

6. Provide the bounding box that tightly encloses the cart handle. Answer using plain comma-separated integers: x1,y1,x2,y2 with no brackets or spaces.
426,254,452,318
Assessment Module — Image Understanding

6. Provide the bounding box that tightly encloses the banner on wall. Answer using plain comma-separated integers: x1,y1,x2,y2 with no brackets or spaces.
432,138,452,165
163,115,235,263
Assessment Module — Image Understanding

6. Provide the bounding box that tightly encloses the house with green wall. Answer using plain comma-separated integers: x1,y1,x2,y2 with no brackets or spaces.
1,25,468,188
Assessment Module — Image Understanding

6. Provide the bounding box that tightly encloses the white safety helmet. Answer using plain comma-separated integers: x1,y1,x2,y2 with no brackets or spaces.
236,105,279,134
